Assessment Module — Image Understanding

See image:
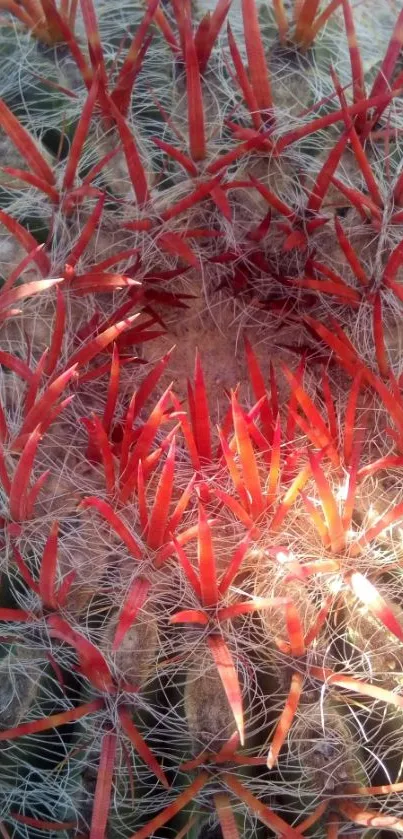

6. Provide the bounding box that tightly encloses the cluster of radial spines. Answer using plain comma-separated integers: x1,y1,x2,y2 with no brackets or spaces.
2,315,403,839
1,0,403,837
0,0,403,324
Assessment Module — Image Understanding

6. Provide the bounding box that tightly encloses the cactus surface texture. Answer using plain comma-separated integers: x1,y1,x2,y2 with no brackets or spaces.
2,1,403,837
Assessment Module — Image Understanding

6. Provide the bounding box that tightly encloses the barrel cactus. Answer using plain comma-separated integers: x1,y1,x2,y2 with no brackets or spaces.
1,1,403,837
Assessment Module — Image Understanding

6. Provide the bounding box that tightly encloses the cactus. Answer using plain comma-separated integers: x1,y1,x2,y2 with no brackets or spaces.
2,0,403,837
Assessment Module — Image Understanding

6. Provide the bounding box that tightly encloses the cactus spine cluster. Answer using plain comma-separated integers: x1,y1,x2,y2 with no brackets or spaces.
2,1,403,837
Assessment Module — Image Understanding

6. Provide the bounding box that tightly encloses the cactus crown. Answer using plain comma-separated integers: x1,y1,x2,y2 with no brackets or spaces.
1,1,403,838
